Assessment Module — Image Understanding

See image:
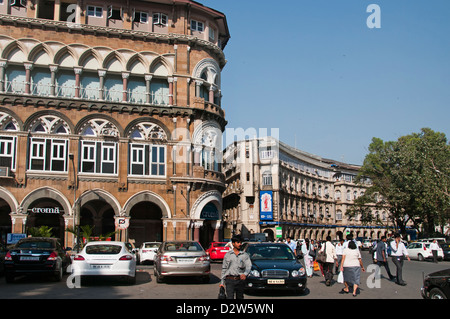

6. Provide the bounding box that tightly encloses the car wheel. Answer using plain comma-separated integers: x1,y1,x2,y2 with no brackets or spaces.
5,273,14,283
418,254,424,261
429,288,447,299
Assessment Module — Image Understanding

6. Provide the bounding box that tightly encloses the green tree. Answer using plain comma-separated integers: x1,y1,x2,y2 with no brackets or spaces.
353,128,449,237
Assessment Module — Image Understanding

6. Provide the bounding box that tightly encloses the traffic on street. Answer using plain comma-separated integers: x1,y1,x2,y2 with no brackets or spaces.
1,237,449,300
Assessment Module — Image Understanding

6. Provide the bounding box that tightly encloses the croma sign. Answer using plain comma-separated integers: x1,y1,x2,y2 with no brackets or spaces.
29,207,63,214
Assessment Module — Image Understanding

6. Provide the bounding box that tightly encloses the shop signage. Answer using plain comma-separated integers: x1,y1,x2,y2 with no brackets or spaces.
7,233,26,244
200,203,219,220
260,190,273,221
29,207,63,214
275,227,283,238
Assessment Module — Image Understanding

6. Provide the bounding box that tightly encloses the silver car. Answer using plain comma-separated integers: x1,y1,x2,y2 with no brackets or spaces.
154,241,210,283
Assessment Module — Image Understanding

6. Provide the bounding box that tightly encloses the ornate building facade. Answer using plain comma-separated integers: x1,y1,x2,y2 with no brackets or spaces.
0,0,229,248
222,137,391,241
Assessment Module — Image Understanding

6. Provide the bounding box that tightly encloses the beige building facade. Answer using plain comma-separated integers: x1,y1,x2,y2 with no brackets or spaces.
222,137,392,241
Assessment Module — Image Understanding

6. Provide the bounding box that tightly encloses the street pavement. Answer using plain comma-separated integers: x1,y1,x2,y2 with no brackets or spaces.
0,250,448,300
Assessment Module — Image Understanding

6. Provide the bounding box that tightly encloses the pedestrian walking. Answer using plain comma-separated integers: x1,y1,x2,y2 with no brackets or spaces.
339,240,365,297
335,238,344,273
430,239,439,263
301,238,314,277
220,235,252,299
286,237,297,256
390,233,410,286
374,236,395,281
320,236,338,286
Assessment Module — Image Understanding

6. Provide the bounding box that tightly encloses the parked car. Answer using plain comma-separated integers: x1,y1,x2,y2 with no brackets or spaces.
0,243,7,274
154,241,210,283
421,268,450,299
406,242,444,261
242,242,307,294
71,241,136,284
205,242,230,262
139,242,161,264
4,237,71,283
361,239,372,251
441,242,450,261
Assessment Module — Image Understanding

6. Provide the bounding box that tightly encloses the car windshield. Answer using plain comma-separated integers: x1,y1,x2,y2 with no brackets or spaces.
247,245,295,260
17,241,54,249
86,244,122,255
164,242,202,252
144,243,160,248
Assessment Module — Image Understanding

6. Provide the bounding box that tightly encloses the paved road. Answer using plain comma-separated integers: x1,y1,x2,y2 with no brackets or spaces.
0,251,448,299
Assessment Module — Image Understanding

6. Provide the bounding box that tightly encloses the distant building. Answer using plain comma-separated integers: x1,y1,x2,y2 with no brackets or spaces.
222,137,391,241
0,0,230,249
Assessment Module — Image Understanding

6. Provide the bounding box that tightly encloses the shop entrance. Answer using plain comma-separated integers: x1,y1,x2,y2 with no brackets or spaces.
128,202,163,247
199,202,220,248
25,199,65,243
79,200,116,240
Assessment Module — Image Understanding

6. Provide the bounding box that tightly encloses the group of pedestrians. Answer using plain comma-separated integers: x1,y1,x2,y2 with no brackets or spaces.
295,233,412,296
219,233,413,299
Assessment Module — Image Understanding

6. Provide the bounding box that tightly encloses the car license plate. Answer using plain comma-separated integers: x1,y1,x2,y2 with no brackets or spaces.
177,258,194,264
91,264,111,269
267,279,285,284
20,256,39,261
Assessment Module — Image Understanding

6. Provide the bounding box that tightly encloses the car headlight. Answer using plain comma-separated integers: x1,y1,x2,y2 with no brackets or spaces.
292,267,305,277
250,270,260,277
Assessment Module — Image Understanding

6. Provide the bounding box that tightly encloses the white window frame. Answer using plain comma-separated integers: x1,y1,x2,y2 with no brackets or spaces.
150,145,166,177
107,5,123,20
80,140,118,175
153,13,168,26
10,0,26,7
87,5,103,18
0,136,17,171
28,137,68,172
190,19,204,32
133,10,148,23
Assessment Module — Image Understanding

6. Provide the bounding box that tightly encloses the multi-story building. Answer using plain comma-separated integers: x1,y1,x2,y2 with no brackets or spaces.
222,137,391,241
0,0,229,249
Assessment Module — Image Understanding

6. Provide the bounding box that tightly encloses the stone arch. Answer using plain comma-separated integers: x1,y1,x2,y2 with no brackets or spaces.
191,190,222,220
0,187,19,214
123,191,172,219
20,187,71,217
78,189,121,217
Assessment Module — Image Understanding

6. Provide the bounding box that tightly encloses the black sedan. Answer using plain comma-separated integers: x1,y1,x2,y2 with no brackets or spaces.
242,242,307,294
421,268,450,299
4,237,72,283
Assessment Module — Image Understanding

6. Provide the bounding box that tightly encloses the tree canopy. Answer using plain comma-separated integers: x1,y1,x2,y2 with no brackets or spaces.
351,128,449,237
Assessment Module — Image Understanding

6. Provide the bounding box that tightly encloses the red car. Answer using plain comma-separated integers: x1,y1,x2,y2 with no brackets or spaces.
205,242,230,261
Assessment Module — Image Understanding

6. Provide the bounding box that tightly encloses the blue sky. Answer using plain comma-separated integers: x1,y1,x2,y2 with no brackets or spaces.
207,0,450,165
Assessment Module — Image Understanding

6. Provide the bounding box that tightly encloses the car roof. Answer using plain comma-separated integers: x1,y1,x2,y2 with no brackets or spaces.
85,241,125,245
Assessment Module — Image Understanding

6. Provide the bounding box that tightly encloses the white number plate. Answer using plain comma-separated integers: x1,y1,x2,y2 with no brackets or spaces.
177,258,195,264
20,256,39,261
267,279,285,284
91,264,111,269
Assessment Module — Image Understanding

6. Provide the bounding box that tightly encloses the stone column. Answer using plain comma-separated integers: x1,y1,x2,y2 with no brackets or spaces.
145,74,152,104
122,71,130,102
98,69,106,100
74,67,82,98
24,62,33,94
49,64,58,96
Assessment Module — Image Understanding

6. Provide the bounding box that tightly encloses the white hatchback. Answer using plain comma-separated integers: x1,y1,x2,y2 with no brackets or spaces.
406,242,444,261
71,241,137,284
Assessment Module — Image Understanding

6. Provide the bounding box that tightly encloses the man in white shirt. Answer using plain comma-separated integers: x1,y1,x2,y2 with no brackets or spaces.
286,237,297,256
430,240,440,263
390,233,410,286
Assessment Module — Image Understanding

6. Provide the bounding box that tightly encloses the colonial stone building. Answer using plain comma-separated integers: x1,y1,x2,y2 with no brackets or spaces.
222,137,391,241
0,0,229,249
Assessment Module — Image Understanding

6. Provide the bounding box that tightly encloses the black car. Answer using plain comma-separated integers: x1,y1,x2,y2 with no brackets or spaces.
4,237,72,283
0,243,7,274
242,242,307,294
440,242,450,261
421,268,450,299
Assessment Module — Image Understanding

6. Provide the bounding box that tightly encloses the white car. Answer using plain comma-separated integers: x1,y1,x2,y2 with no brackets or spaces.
139,242,161,264
406,242,444,261
71,241,137,284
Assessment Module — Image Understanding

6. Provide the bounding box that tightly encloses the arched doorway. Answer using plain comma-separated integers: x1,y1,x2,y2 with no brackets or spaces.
199,202,220,248
128,201,163,247
79,200,116,240
25,199,65,243
0,199,12,244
